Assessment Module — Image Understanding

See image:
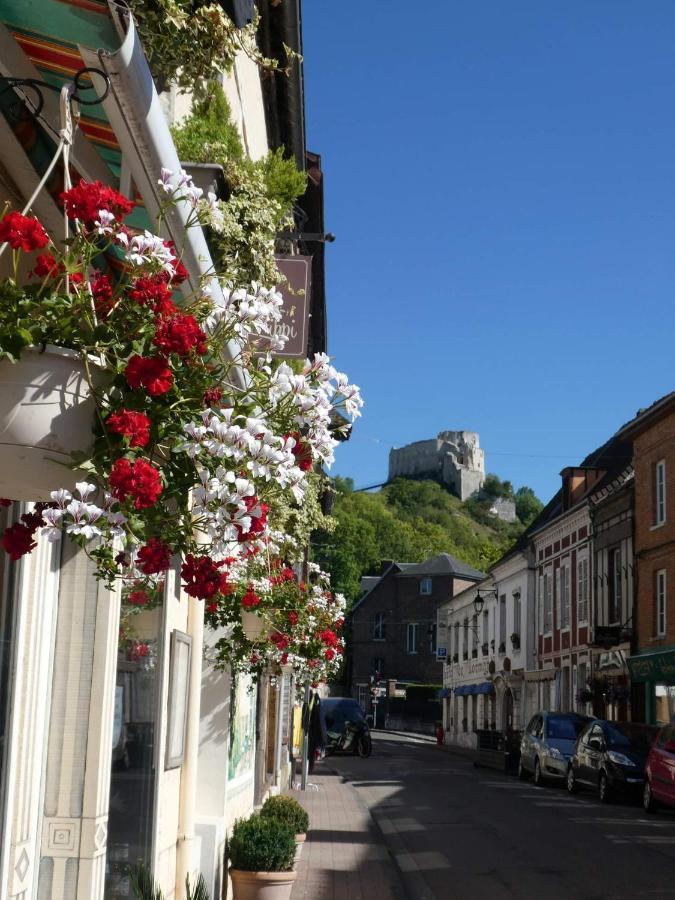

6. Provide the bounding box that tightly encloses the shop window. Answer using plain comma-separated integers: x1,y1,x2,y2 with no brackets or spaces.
105,585,165,897
655,460,666,526
0,505,15,873
656,569,667,638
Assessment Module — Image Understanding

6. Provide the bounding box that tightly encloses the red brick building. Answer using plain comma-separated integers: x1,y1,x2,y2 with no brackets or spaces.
623,393,675,724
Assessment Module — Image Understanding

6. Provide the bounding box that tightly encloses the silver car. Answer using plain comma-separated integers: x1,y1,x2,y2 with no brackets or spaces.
519,712,590,785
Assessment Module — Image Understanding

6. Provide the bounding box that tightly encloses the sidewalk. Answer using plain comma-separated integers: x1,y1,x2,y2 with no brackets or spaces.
287,770,405,900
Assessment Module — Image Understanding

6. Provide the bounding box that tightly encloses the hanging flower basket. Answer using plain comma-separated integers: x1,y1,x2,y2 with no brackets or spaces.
241,608,278,642
0,345,101,500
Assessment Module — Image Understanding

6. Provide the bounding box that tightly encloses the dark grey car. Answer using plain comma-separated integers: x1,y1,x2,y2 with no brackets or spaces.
519,712,590,785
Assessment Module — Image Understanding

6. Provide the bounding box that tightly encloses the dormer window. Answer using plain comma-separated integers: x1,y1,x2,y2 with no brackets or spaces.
420,577,433,595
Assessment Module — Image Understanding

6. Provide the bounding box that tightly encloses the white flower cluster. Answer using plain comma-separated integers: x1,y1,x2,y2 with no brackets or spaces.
205,283,285,350
117,230,176,274
191,468,267,557
158,167,224,230
41,483,127,543
178,409,307,503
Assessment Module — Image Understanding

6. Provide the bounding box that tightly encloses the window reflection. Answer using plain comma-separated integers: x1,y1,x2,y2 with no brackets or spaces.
105,596,163,898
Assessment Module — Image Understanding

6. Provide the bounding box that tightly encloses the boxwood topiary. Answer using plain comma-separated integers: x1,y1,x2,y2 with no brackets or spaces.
260,795,309,835
229,813,296,872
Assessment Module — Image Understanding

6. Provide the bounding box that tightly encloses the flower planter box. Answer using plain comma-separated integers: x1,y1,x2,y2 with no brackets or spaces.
0,345,99,500
181,161,229,200
241,609,278,641
230,869,296,900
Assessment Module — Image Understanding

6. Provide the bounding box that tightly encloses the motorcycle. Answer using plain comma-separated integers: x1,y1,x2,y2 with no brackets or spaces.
330,719,372,758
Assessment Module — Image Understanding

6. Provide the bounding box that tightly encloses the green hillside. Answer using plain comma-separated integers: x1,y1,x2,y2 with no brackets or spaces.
312,476,543,604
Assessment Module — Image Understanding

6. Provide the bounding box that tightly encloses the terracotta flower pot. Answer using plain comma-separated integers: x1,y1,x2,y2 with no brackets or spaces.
293,832,306,865
0,345,101,500
241,609,278,641
229,868,296,900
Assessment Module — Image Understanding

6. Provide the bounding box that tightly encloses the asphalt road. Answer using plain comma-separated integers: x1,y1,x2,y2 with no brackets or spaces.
326,731,675,900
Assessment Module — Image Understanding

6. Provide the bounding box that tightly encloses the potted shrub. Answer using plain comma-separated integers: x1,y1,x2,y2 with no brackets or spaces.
260,795,309,864
229,813,296,900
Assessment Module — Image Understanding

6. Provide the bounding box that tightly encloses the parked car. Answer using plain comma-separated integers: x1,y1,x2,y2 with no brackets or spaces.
321,697,372,758
567,719,659,802
519,712,590,785
644,723,675,812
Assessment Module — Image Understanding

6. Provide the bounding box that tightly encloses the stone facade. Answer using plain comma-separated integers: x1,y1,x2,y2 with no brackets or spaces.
388,431,485,501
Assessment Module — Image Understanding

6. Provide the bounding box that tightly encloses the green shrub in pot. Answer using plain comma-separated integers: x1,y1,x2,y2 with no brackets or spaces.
229,814,296,873
260,795,309,837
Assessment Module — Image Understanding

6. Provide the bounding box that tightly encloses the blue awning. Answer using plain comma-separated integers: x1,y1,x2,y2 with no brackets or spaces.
454,682,493,696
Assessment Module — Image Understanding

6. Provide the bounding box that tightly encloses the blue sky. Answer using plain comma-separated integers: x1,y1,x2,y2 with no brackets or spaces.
302,2,675,504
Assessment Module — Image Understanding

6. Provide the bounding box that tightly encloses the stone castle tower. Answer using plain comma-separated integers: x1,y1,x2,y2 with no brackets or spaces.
388,431,485,501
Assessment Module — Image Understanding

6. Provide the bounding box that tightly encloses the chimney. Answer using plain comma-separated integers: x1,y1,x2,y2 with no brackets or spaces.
560,467,606,511
380,559,394,575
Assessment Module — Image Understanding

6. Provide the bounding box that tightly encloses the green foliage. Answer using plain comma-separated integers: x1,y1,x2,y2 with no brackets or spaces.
128,862,211,900
171,83,307,286
312,477,539,604
260,794,310,835
170,87,243,167
482,473,514,499
515,486,544,526
185,874,211,900
229,814,296,872
405,684,442,703
127,1,296,91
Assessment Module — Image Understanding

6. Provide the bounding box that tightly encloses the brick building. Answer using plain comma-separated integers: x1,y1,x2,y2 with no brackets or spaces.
349,554,484,711
623,393,675,724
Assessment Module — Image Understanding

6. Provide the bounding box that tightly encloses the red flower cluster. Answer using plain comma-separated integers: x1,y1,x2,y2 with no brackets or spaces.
0,499,12,507
125,355,173,396
0,211,49,252
286,431,313,472
270,631,290,650
137,537,172,574
163,241,188,284
128,641,149,661
236,497,268,543
203,387,223,408
106,409,151,448
324,648,336,661
181,554,229,600
153,313,207,357
32,253,62,278
128,589,150,606
318,629,339,648
0,503,48,560
109,458,163,509
60,179,134,225
91,271,114,318
128,275,177,317
270,566,296,586
241,586,261,608
288,611,299,626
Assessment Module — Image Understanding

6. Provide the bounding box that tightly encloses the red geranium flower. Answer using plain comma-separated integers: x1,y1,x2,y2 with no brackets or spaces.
32,253,62,279
137,537,172,574
270,631,290,650
288,611,299,626
241,586,261,608
318,629,338,648
0,499,12,507
285,431,313,472
60,179,134,225
324,648,336,662
0,211,49,252
1,522,37,560
109,458,163,509
128,274,177,317
235,497,268,543
203,387,223,408
106,409,151,448
181,554,229,600
128,589,150,606
91,271,114,318
153,313,207,357
125,355,173,396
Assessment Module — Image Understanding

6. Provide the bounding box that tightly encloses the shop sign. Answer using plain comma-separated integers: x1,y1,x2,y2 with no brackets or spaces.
254,255,311,358
446,658,490,683
627,649,675,684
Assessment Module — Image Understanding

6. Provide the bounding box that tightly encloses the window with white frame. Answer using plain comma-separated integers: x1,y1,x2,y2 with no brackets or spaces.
560,563,570,629
472,614,478,654
406,622,418,654
656,570,667,638
420,577,433,595
373,611,386,640
513,590,521,637
499,595,506,647
544,571,553,633
655,460,666,526
463,618,469,657
577,557,589,623
454,622,460,657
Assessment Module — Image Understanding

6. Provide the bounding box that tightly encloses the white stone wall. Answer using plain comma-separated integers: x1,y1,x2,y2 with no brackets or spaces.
389,431,486,501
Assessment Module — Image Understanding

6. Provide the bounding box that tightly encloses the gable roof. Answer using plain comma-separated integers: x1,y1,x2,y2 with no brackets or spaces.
400,553,485,581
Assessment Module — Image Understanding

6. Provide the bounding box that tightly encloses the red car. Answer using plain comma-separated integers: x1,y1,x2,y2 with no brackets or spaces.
644,723,675,812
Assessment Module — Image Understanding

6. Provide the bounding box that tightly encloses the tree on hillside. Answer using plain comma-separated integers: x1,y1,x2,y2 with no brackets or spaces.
515,486,544,526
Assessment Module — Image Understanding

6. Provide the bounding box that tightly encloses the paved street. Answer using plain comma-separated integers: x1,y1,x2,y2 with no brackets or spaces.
326,731,675,900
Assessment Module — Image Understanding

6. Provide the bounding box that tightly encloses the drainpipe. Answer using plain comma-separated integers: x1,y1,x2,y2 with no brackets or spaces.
175,582,205,894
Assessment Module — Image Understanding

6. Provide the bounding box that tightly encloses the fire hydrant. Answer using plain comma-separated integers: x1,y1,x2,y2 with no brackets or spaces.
435,724,445,745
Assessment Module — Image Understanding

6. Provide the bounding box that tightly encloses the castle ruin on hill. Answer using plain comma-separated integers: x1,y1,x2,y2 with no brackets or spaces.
388,431,485,501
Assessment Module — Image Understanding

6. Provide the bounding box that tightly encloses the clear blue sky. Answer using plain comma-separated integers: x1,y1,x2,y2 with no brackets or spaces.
302,2,675,504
